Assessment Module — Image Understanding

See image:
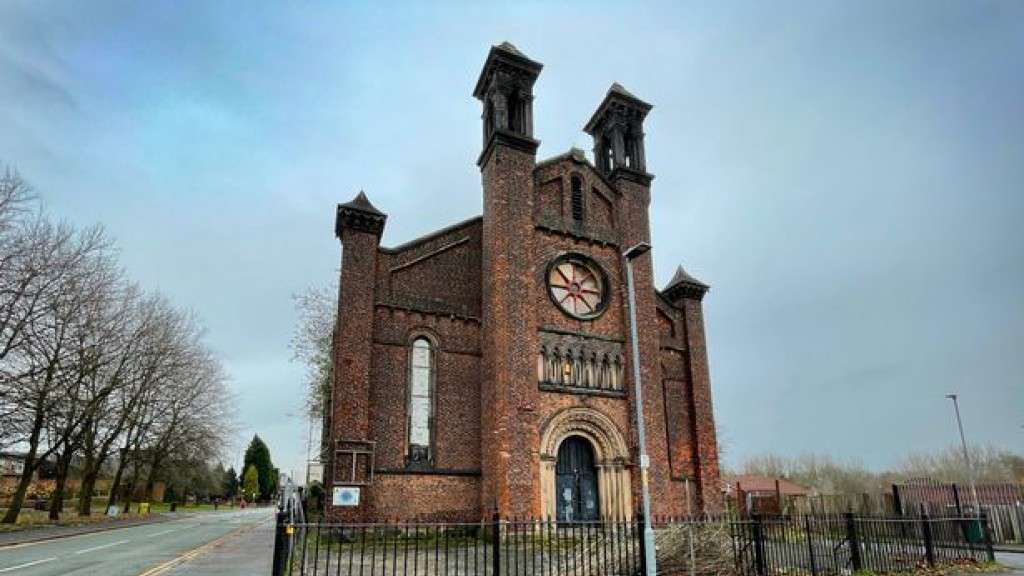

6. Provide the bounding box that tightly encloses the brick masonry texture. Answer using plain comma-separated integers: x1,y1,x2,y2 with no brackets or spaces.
326,44,720,523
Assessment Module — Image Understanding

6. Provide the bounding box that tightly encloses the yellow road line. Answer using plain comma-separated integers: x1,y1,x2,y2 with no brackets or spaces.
136,518,269,576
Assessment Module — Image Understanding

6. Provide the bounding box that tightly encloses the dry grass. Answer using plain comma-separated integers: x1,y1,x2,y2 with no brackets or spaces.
0,502,220,533
654,519,742,576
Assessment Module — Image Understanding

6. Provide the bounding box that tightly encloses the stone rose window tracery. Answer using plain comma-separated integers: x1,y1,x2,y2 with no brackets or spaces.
547,255,608,320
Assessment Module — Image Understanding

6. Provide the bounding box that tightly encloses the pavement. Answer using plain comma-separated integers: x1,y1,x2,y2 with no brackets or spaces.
0,507,273,575
162,512,274,575
995,551,1024,573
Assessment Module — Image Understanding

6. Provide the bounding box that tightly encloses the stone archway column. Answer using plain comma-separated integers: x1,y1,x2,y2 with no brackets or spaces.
597,465,611,520
618,463,626,518
596,462,633,521
540,458,556,520
601,463,632,521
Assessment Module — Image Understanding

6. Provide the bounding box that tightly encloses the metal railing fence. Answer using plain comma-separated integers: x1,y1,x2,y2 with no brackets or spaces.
272,511,995,576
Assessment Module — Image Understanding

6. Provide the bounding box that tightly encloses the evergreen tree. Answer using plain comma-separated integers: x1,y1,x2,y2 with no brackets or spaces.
270,467,280,498
242,465,259,503
223,466,239,498
243,435,275,501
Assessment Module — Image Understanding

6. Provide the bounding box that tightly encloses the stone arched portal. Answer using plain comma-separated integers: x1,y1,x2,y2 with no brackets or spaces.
539,407,632,521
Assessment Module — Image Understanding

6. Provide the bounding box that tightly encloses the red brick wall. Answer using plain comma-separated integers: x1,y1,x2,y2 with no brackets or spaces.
370,474,481,522
479,143,542,518
377,218,482,318
612,173,680,517
368,307,481,473
328,101,721,524
682,297,722,510
328,223,380,523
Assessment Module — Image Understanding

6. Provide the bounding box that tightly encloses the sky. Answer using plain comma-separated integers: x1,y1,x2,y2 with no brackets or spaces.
1,1,1021,479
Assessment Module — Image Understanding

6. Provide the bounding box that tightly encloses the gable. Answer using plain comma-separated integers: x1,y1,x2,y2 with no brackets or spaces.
378,217,483,318
533,153,620,244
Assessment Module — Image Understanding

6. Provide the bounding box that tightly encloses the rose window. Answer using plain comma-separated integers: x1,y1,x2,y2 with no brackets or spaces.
547,256,607,320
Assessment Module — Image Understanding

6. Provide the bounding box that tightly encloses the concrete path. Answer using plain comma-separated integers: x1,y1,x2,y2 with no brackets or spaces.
0,508,272,576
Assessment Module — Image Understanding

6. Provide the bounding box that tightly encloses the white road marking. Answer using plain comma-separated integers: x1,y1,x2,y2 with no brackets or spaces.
0,516,199,550
0,557,57,573
74,539,129,554
144,529,177,539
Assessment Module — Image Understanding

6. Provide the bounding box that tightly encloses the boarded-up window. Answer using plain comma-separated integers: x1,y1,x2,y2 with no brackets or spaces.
334,441,374,485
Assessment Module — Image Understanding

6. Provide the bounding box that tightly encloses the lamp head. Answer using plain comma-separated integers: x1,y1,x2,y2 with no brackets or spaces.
623,242,652,261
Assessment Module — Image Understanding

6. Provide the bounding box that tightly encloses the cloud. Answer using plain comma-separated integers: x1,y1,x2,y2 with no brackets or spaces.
0,0,1021,478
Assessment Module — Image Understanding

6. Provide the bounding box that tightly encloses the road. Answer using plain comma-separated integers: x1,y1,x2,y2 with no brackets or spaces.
0,508,273,576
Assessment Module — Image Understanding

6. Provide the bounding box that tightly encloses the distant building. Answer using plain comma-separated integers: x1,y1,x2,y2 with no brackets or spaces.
725,475,811,499
325,43,721,523
725,475,811,515
0,452,57,480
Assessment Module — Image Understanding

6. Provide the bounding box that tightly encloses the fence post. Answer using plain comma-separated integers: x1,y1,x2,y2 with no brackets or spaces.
921,510,936,567
844,512,863,572
804,515,818,576
980,511,996,562
752,513,767,576
271,509,289,576
637,511,648,576
492,511,501,576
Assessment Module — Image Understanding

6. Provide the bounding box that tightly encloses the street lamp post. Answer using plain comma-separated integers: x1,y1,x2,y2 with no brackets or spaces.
945,393,980,516
623,241,656,576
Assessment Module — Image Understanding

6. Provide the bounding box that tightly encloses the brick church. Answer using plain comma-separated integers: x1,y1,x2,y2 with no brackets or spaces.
325,43,720,523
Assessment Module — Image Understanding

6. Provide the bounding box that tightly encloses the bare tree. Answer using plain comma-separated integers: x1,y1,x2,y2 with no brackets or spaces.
0,168,235,523
896,444,1024,484
103,295,180,513
0,221,116,523
73,285,155,516
139,340,232,503
291,286,335,418
0,167,35,235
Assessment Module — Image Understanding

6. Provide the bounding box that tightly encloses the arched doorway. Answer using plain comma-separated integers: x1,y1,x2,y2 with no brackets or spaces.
540,407,632,521
556,436,600,522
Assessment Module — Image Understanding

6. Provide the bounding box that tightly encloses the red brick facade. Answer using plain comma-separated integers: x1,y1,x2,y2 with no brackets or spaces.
326,43,720,522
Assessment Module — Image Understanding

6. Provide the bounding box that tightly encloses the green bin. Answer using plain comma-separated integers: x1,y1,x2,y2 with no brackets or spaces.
965,518,984,543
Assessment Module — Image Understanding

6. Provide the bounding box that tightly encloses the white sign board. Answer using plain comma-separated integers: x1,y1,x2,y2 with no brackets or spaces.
333,486,360,507
307,462,324,484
